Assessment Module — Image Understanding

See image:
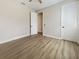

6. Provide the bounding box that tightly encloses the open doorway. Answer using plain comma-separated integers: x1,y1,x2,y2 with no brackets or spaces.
38,12,43,35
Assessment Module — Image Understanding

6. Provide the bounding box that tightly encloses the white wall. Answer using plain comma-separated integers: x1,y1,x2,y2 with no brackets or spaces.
0,0,30,43
37,0,79,43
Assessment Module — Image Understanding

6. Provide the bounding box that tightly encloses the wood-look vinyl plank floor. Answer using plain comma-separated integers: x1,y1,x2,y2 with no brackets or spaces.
0,35,79,59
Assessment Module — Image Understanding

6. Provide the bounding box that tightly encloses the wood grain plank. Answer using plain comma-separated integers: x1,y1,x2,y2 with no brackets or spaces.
0,35,78,59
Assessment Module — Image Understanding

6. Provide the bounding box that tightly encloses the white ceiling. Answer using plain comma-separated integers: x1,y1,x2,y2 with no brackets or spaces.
22,0,64,11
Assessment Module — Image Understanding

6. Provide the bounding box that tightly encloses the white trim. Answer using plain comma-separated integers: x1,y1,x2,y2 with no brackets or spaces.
43,34,79,44
43,34,62,39
0,34,29,44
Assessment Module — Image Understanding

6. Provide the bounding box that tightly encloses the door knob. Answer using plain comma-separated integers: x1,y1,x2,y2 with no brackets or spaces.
62,26,64,28
44,24,45,26
30,25,32,28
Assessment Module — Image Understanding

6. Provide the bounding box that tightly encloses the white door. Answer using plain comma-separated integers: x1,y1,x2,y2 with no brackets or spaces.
61,2,78,41
31,11,37,35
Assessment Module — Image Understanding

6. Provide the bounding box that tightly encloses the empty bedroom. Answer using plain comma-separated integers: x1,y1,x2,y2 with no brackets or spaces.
0,0,79,59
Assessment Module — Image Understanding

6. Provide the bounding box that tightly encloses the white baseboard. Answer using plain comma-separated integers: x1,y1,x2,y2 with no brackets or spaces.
43,34,61,39
0,34,29,44
43,34,79,44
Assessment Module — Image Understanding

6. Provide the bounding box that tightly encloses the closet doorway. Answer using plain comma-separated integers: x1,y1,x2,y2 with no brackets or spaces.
38,12,43,35
61,2,79,42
